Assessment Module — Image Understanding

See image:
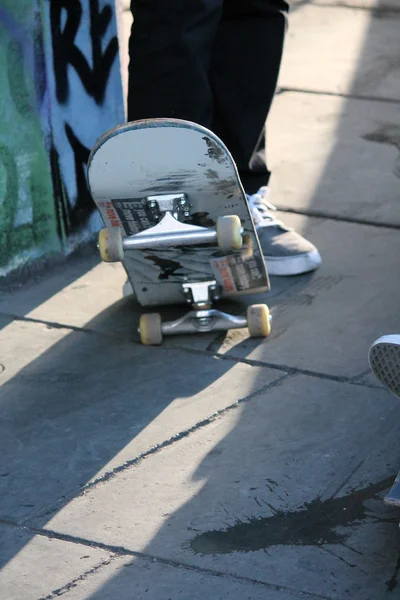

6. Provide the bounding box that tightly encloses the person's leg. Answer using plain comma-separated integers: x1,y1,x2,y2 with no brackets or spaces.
210,0,288,194
209,0,321,276
128,0,223,125
127,0,321,276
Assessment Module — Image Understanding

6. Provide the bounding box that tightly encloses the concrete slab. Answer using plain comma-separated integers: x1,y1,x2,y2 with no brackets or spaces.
0,319,282,522
280,4,400,100
41,375,400,600
61,555,300,600
0,317,72,385
0,524,110,600
268,92,400,224
0,257,220,348
291,0,400,10
0,254,100,323
0,261,127,330
209,214,400,379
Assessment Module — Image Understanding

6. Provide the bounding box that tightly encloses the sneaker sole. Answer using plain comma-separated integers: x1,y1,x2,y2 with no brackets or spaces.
368,335,400,399
264,250,322,276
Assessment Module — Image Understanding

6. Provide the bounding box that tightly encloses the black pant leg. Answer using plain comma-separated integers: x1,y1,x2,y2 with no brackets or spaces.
128,0,223,126
210,0,289,193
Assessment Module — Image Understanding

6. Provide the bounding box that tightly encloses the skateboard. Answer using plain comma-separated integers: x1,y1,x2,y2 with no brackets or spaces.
87,118,271,345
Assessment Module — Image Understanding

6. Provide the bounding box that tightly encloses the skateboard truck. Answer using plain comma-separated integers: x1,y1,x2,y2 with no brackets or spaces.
97,193,243,262
139,280,272,345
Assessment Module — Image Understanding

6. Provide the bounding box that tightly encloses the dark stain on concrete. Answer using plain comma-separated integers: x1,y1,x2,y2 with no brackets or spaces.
190,476,395,556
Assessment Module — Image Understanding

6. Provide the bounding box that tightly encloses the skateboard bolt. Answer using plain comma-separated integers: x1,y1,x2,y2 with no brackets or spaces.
198,317,211,326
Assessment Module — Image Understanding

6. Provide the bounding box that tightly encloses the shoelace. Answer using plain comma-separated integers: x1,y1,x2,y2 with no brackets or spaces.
247,186,285,228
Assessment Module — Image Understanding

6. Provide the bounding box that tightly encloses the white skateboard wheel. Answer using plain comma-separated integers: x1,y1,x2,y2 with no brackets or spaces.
216,215,242,252
247,304,271,338
139,313,163,345
98,228,124,262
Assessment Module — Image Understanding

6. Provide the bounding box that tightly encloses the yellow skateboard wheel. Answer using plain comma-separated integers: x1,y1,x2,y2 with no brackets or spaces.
98,228,124,262
139,313,163,345
216,215,243,252
247,304,271,338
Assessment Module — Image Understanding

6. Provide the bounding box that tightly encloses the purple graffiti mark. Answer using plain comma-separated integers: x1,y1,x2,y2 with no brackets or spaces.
0,3,49,118
0,7,23,41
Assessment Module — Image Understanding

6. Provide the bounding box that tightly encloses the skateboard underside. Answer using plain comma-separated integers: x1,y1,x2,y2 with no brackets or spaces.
87,119,269,307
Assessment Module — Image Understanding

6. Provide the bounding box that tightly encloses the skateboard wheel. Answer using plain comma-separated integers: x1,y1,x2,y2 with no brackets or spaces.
98,228,124,262
216,215,242,252
247,304,271,338
139,313,163,345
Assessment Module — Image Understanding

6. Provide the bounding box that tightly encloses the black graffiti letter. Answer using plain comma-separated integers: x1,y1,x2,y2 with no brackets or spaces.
50,0,119,105
65,124,93,231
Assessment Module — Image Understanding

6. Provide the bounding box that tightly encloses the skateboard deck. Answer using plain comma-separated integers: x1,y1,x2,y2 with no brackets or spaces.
87,118,269,307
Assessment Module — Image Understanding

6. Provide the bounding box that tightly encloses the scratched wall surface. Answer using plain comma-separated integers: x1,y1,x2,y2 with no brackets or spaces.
0,0,124,276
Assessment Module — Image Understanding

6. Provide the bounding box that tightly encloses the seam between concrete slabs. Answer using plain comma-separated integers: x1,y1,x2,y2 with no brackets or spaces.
18,365,391,527
0,312,387,391
20,373,291,524
278,87,400,107
0,519,341,600
36,555,119,600
291,2,400,16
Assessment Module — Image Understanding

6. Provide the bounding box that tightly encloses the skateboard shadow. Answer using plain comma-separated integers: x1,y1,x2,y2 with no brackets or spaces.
0,281,285,573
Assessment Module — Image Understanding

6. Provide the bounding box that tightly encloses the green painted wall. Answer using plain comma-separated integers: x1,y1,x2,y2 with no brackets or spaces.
0,0,124,277
0,0,60,274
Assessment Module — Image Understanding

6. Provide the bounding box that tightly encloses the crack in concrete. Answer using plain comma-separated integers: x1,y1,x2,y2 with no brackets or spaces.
36,555,118,600
0,312,123,340
0,312,388,391
175,345,387,391
0,518,339,600
22,373,291,524
304,2,400,17
279,86,400,106
271,206,400,231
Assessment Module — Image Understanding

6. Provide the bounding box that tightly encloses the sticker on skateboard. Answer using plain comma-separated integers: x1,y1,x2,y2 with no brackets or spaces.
88,118,271,344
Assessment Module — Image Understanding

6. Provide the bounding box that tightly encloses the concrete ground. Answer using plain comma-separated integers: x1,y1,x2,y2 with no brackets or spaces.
2,0,400,598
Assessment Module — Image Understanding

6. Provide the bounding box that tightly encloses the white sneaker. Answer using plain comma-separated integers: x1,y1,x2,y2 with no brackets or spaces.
369,335,400,399
247,187,322,276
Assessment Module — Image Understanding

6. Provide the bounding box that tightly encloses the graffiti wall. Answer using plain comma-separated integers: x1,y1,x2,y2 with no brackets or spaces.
0,1,59,273
0,0,125,276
